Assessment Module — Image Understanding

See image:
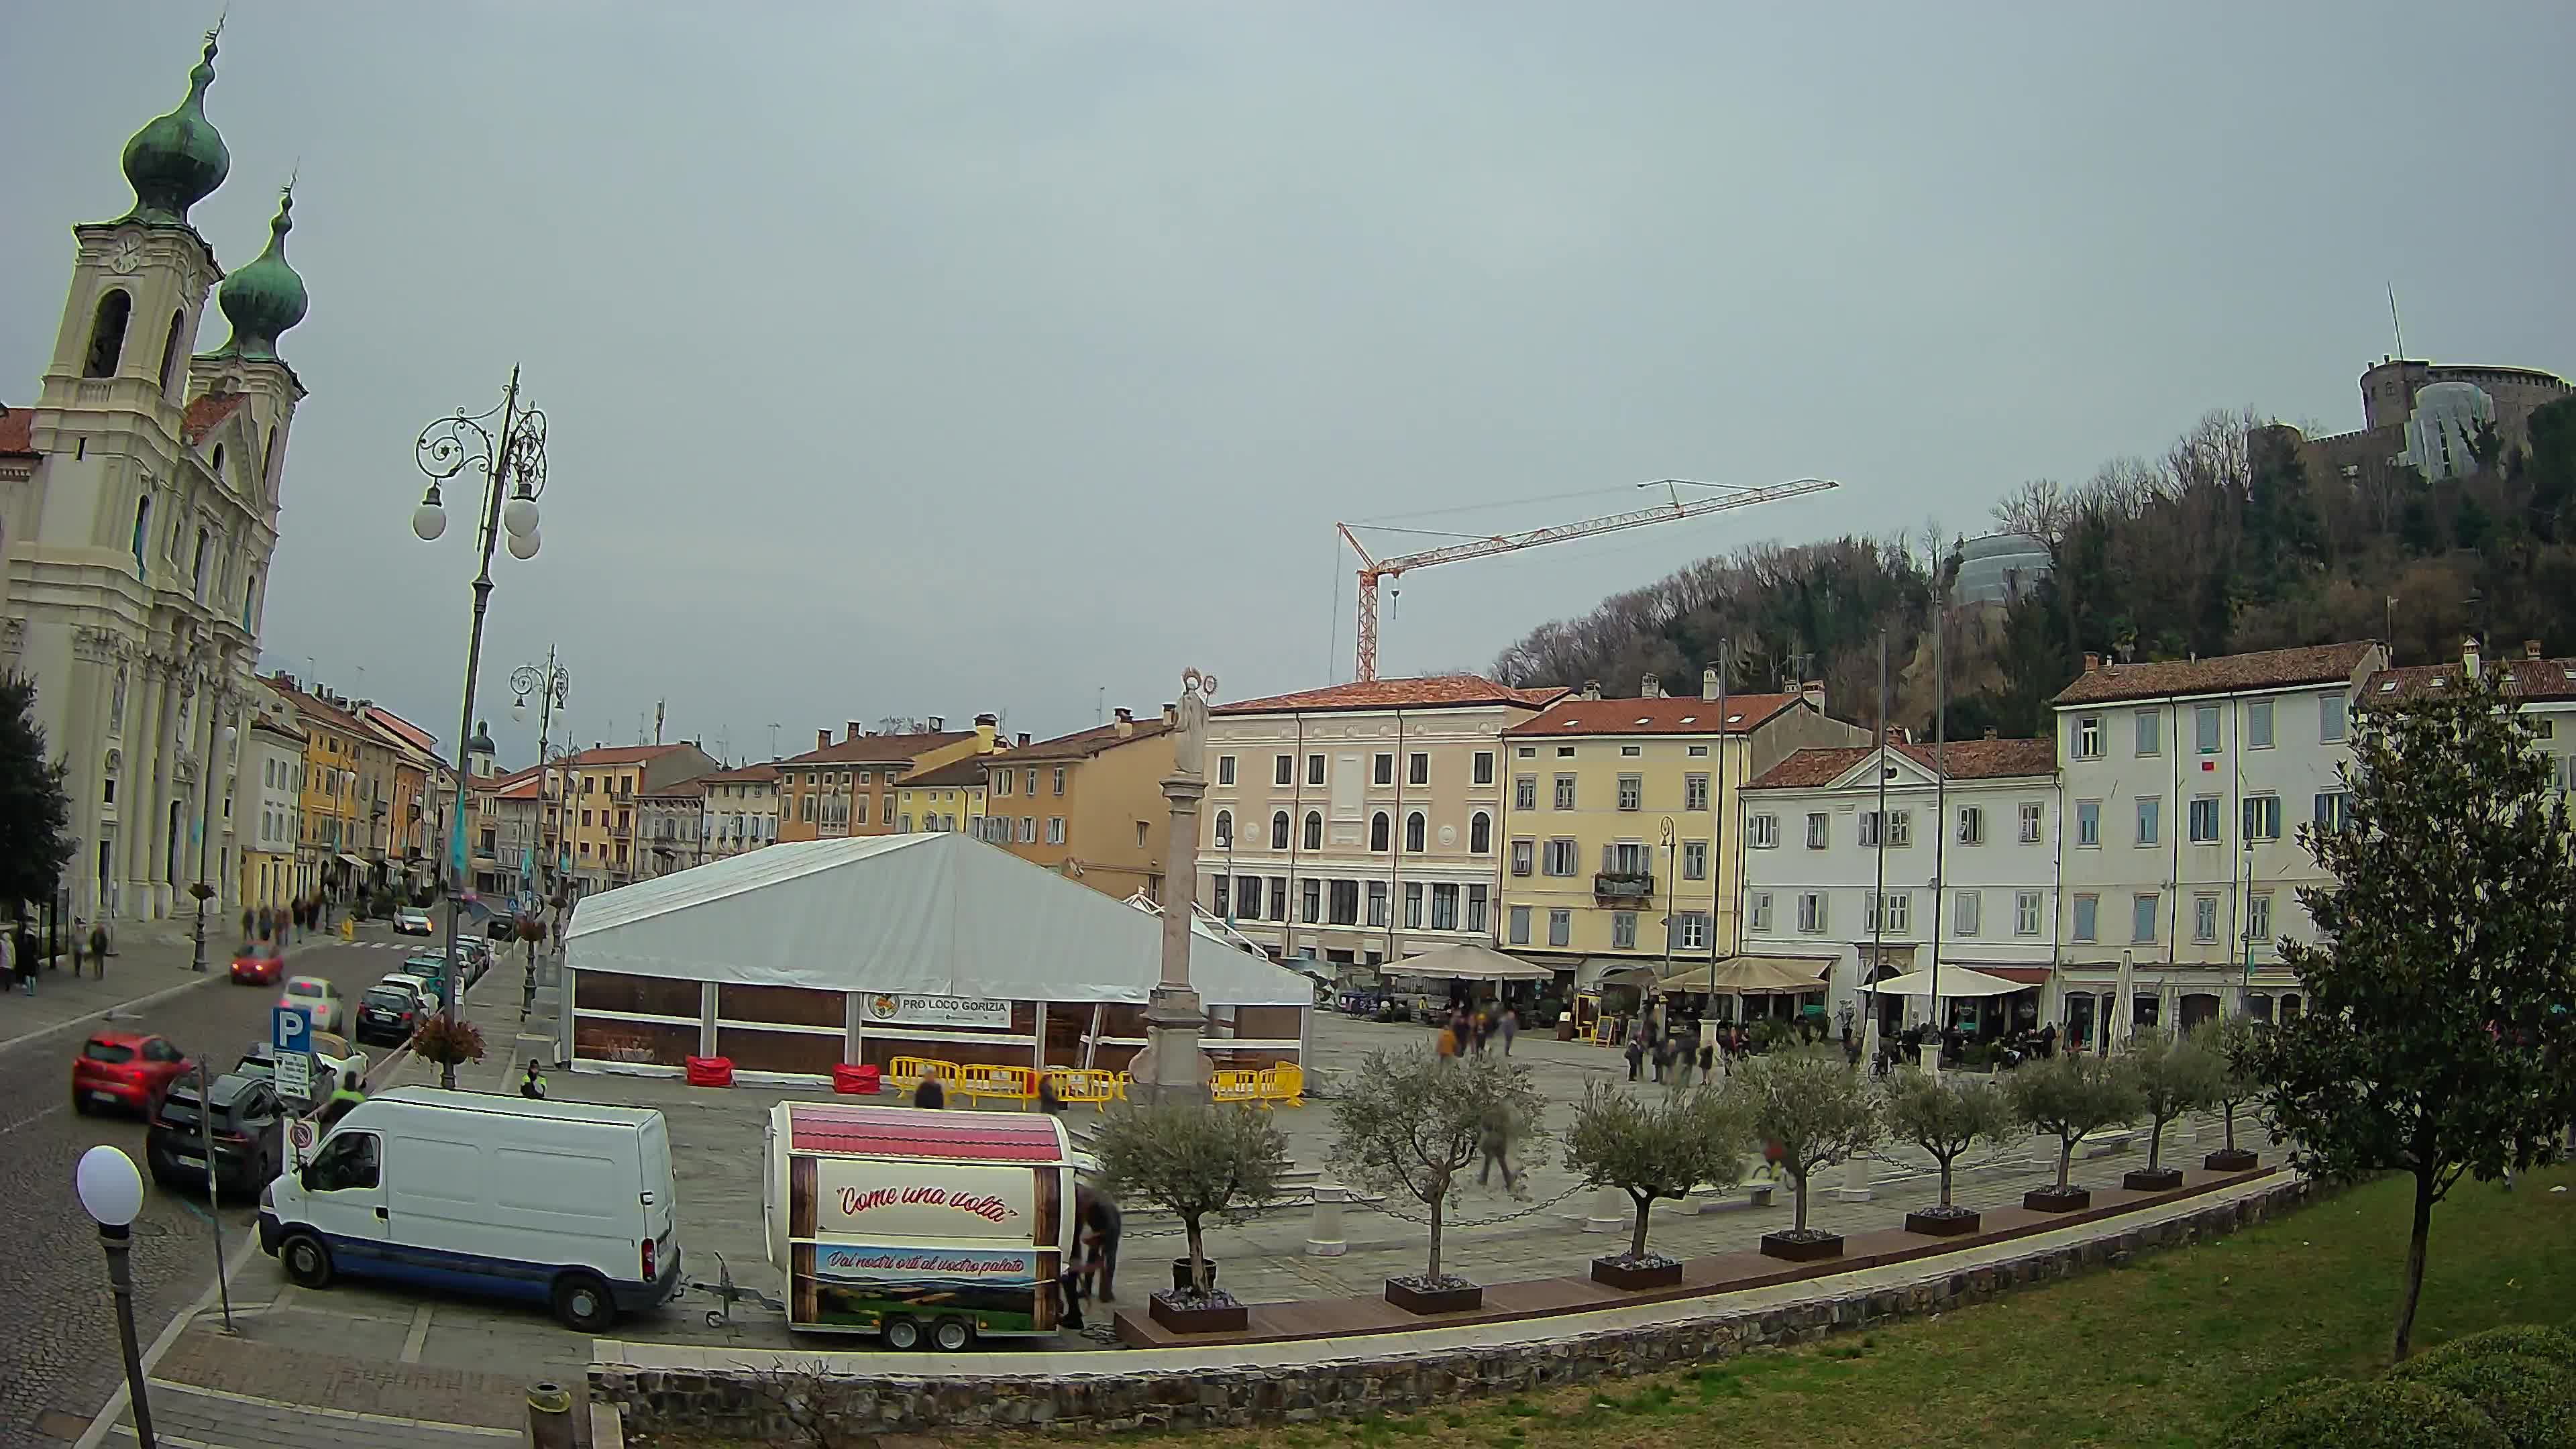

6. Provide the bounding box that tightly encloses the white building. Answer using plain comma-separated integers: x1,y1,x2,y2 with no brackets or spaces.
239,708,303,911
1,34,309,922
2050,641,2387,1044
1201,676,1562,971
696,763,782,862
2365,637,2576,794
1737,737,2059,1033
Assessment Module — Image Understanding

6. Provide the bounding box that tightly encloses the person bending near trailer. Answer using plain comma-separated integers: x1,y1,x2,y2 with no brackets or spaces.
1072,1183,1122,1303
912,1077,945,1110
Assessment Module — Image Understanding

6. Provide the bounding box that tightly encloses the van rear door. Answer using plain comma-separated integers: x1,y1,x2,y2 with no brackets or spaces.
639,1114,679,1288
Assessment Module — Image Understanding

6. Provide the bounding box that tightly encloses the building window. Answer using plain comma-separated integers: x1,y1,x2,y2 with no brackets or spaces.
1367,879,1388,926
1866,890,1910,934
1681,839,1707,880
1274,754,1293,786
2073,893,2099,942
1303,879,1322,923
1514,775,1537,810
1268,877,1288,921
1469,812,1491,853
1508,905,1531,945
1617,775,1642,811
1956,805,1984,845
1373,753,1394,786
1548,908,1571,947
130,496,151,575
1748,891,1773,932
2015,890,2043,936
1553,775,1576,810
2246,891,2273,946
1955,890,1981,936
1271,811,1290,849
1303,810,1323,851
1611,910,1636,949
1403,881,1423,928
2135,709,2161,757
1511,839,1534,876
2074,714,2103,759
1238,875,1264,918
85,288,131,377
1408,752,1430,787
1022,769,1038,796
1684,774,1709,811
995,771,1011,797
2019,800,2043,843
2133,893,2159,943
1329,879,1359,925
2135,796,2161,847
1371,812,1391,852
1796,892,1827,934
1404,812,1426,852
1543,838,1578,875
1431,883,1459,930
2314,790,2350,833
2320,693,2348,743
2196,704,2220,754
2242,794,2282,841
1216,755,1235,786
2194,894,2219,943
2076,799,2100,847
2247,700,2275,749
1052,767,1066,795
1556,745,1574,758
1307,753,1325,786
1805,812,1829,849
1737,812,1773,850
2189,796,2221,844
1472,751,1494,786
1212,875,1231,918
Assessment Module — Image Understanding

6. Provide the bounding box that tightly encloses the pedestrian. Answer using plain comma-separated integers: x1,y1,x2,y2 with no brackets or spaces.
1498,1005,1518,1057
1699,1042,1715,1079
7,925,25,996
1624,1027,1646,1081
1073,1182,1122,1303
67,919,83,977
1037,1073,1066,1117
1436,1020,1459,1061
1474,1099,1517,1191
89,921,109,978
912,1077,947,1110
1651,1033,1673,1084
1672,1033,1696,1089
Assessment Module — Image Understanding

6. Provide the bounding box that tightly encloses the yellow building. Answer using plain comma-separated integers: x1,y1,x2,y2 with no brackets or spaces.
775,715,1000,843
265,676,368,901
893,757,989,835
1497,672,1864,976
987,708,1176,901
553,742,720,896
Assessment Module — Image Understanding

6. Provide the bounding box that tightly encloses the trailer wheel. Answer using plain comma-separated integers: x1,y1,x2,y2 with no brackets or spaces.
881,1315,924,1351
932,1317,973,1352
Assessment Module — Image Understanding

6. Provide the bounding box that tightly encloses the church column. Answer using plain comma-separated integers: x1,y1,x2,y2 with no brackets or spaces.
119,661,162,919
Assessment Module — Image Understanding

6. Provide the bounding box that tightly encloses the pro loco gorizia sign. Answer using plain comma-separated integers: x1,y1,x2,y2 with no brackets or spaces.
863,994,1012,1028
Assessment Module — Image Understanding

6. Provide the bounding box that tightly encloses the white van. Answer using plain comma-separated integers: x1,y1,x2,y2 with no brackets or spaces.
257,1085,682,1331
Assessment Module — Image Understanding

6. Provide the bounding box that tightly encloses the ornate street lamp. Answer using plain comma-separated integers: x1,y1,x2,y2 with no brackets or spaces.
410,368,549,1088
76,1145,156,1448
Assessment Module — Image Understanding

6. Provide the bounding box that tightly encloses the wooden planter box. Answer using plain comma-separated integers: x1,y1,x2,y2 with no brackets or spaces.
1384,1278,1483,1316
1147,1291,1248,1335
1904,1208,1981,1237
2024,1185,2091,1212
2204,1148,2259,1172
1758,1230,1844,1263
2122,1167,2186,1192
1590,1256,1684,1291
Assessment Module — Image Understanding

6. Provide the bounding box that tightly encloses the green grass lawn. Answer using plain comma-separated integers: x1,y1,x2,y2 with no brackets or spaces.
641,1163,2576,1449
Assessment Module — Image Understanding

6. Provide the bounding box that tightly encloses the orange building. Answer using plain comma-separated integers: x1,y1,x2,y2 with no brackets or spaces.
987,707,1177,902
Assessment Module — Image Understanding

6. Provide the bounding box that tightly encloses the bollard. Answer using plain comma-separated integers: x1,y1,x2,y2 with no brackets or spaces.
527,1381,574,1449
1833,1152,1874,1203
1583,1184,1627,1233
1303,1184,1348,1256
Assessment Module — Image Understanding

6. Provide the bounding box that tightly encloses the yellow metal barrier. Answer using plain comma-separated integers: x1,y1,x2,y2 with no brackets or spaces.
1042,1068,1122,1111
958,1062,1038,1106
1260,1061,1305,1108
1210,1067,1267,1106
885,1057,959,1094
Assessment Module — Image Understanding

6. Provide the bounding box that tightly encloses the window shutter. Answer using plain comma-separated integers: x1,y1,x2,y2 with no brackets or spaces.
1601,843,1615,873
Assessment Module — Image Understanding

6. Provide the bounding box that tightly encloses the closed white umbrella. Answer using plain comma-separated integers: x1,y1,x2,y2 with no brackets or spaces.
2112,950,2135,1055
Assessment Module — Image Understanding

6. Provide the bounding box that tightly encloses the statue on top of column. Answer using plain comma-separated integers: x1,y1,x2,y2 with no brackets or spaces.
1172,667,1218,778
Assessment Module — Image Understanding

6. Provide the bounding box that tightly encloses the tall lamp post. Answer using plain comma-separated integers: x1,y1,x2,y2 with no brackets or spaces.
511,650,570,908
411,368,550,1089
187,717,239,974
76,1145,156,1448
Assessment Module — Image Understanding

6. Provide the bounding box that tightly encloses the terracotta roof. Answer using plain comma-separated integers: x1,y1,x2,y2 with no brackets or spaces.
2366,654,2576,704
264,676,364,735
1215,675,1567,716
1002,717,1173,761
778,731,975,766
493,774,542,801
900,757,989,789
564,743,692,767
1503,693,1803,737
1746,737,2056,791
2051,642,2380,706
0,405,34,458
181,392,248,445
358,706,442,763
696,762,783,784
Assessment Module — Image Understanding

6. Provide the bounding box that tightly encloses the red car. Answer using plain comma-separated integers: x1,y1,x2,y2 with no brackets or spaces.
230,946,284,985
71,1032,195,1117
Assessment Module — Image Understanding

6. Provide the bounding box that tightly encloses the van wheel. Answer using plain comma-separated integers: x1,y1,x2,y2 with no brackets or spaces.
551,1273,617,1333
881,1315,924,1351
280,1232,334,1289
932,1317,973,1352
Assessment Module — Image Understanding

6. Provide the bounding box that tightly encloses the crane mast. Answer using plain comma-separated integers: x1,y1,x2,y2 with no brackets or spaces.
1338,476,1840,682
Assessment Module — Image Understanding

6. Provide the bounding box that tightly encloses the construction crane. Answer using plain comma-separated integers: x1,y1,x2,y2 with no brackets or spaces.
1336,476,1840,682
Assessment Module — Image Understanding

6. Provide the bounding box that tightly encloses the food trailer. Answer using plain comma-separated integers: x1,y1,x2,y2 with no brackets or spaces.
764,1100,1076,1348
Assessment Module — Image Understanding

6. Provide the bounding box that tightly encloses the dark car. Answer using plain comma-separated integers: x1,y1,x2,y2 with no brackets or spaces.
70,1032,195,1117
147,1073,285,1199
353,983,419,1046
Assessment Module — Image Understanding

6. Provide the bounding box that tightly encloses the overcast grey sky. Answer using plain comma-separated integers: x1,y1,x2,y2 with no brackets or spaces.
7,2,2573,765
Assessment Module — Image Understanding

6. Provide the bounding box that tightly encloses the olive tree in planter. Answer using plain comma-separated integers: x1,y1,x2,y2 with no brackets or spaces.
2194,1016,2265,1171
2121,1028,2225,1191
1727,1048,1881,1262
1561,1082,1747,1289
1881,1066,2015,1236
1329,1047,1544,1315
2006,1051,2141,1212
1091,1100,1291,1334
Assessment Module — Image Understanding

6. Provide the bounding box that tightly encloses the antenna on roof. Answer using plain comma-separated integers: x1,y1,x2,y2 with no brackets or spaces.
2388,282,2405,359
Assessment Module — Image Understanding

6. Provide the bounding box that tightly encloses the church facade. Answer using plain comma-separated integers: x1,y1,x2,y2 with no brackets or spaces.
0,30,311,924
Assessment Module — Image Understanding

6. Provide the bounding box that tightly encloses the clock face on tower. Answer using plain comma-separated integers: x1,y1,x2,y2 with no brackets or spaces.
107,237,143,275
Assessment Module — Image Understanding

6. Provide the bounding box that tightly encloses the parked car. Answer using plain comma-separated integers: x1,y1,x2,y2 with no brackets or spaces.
237,1032,369,1095
231,943,285,986
278,976,347,1034
392,906,434,936
149,1073,286,1199
71,1032,195,1117
354,984,420,1046
379,972,439,1018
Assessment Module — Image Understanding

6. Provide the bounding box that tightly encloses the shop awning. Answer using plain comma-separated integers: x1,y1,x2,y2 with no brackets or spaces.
1660,955,1833,995
335,853,369,869
1863,965,2024,998
1387,942,1557,982
1970,965,2052,985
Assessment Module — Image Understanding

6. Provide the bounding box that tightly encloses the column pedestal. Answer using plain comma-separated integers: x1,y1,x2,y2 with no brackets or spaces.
1132,985,1210,1106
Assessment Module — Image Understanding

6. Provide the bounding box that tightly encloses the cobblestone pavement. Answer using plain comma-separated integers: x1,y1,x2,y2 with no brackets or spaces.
95,1327,530,1448
0,922,435,1444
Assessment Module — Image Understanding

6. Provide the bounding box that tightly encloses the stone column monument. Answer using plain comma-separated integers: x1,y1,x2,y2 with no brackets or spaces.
1135,667,1218,1106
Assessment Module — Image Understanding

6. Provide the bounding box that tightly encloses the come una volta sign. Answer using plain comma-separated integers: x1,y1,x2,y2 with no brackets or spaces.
863,993,1010,1029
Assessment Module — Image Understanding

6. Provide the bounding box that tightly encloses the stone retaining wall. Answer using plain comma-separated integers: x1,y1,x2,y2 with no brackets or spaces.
596,1178,2314,1440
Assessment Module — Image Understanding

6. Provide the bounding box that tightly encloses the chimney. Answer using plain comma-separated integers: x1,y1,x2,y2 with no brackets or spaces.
1161,702,1177,728
1581,679,1602,701
2526,639,2543,660
1640,672,1663,698
2463,635,2481,681
1983,727,1998,740
817,729,831,751
927,715,945,732
973,713,998,749
2082,651,2100,674
1701,666,1720,702
1114,707,1135,737
1015,732,1031,747
847,720,863,741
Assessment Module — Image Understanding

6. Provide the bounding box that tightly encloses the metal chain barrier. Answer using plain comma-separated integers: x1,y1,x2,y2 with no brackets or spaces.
1347,1180,1588,1229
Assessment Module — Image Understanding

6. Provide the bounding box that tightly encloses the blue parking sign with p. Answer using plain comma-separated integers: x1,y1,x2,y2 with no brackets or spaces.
272,1005,310,1055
